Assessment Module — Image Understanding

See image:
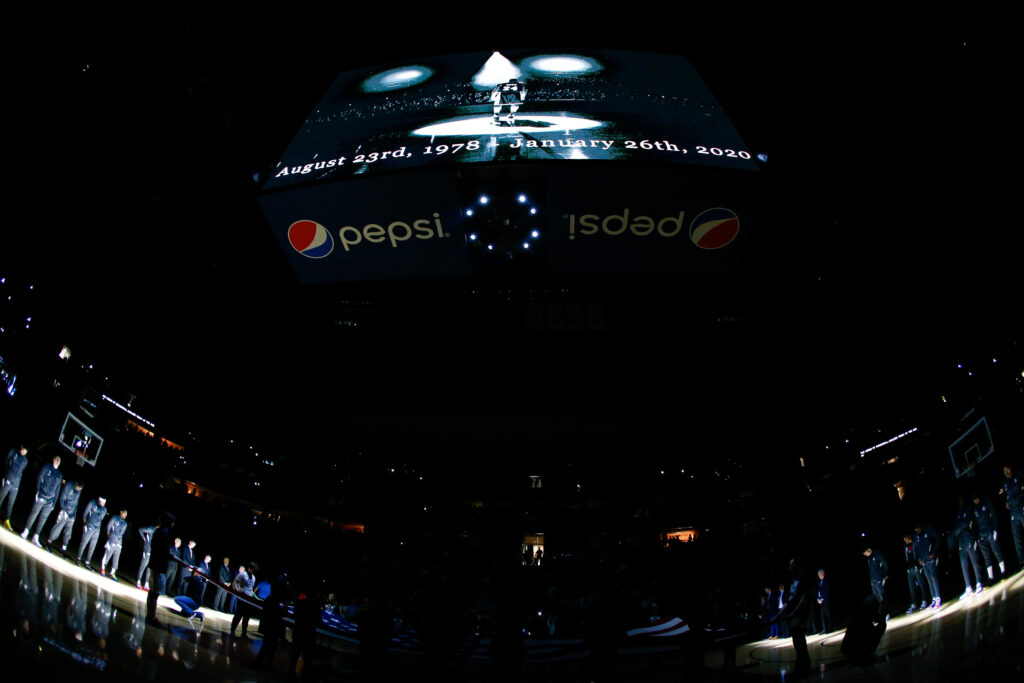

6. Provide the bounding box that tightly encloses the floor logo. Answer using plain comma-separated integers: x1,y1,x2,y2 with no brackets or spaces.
288,220,334,258
689,208,740,249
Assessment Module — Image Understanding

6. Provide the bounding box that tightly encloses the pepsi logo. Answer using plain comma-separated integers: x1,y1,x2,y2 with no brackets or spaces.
288,220,334,258
689,208,739,250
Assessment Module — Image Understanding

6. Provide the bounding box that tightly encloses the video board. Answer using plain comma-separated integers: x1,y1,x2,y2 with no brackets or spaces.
260,50,758,283
264,50,755,190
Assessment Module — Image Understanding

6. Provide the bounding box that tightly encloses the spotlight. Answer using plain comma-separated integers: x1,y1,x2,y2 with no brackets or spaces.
469,233,478,241
530,208,537,215
518,194,527,203
479,195,489,205
522,242,530,249
466,209,474,217
530,230,539,238
487,244,494,251
523,54,602,76
361,65,434,93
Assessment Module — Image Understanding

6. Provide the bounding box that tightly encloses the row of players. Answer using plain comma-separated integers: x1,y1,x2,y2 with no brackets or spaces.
862,465,1024,616
0,451,126,568
0,448,222,598
1,446,261,630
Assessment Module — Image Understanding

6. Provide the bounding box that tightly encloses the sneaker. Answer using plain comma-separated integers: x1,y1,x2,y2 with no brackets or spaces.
110,575,119,583
100,568,106,577
20,529,28,539
31,535,42,547
934,598,942,608
920,601,928,610
3,519,11,530
975,583,983,593
906,606,916,614
960,587,973,599
144,583,150,591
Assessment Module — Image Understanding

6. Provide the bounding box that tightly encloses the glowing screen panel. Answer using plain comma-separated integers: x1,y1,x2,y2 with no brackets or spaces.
263,50,755,191
260,50,758,283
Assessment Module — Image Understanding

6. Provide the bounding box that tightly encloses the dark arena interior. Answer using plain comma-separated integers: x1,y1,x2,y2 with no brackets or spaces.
1,7,1020,682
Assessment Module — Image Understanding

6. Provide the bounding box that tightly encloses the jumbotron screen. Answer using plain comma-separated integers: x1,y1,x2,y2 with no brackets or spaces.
260,50,759,283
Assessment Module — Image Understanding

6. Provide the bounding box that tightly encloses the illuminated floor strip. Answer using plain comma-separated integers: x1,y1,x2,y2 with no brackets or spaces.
0,528,246,628
413,114,604,137
739,570,1024,666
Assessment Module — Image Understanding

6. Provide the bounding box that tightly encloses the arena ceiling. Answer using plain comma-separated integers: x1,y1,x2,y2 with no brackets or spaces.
4,8,1010,459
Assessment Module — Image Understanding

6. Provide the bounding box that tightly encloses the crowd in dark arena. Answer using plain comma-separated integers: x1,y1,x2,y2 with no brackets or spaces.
2,7,1020,683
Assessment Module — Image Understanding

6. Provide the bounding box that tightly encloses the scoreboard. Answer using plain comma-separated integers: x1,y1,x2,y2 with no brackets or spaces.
260,50,759,283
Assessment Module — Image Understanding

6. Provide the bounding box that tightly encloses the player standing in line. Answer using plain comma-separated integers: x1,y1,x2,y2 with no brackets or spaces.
903,534,930,612
76,496,108,569
47,480,84,554
137,523,156,590
1,444,29,530
492,78,527,126
913,523,943,608
862,546,889,620
1000,465,1024,570
971,493,1007,581
953,499,984,598
100,507,129,580
21,454,63,546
